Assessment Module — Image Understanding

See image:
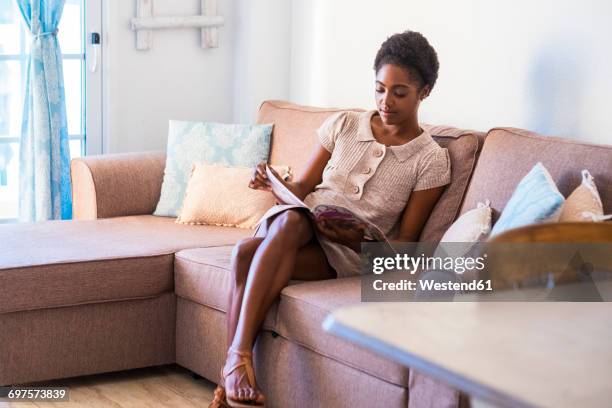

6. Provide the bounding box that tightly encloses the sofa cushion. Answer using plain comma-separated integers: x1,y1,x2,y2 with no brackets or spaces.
490,162,565,236
175,246,236,312
276,279,409,387
560,169,607,222
438,200,492,245
175,245,409,387
0,215,251,314
460,127,612,221
257,101,485,243
419,125,486,243
175,246,280,330
176,163,291,229
154,120,273,218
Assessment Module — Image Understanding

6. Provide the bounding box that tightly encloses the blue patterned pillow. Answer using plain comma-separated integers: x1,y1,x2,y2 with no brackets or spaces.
490,162,565,236
154,120,273,217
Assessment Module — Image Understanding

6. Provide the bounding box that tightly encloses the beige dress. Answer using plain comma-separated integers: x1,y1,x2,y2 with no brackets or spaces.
253,110,451,278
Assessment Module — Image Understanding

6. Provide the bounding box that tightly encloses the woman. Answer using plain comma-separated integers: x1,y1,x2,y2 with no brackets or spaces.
211,30,450,408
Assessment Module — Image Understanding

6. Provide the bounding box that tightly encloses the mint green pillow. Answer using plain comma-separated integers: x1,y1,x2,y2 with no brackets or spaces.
154,120,273,217
490,162,565,236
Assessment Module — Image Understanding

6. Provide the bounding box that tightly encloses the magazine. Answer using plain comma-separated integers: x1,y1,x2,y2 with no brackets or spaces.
264,165,389,243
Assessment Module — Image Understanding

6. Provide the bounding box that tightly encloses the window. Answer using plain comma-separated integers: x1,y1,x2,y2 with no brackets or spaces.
0,0,85,222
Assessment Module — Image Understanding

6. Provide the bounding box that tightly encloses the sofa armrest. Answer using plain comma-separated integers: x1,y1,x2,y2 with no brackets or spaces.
70,151,166,219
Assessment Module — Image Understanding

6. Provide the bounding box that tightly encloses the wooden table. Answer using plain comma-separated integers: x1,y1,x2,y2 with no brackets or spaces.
323,299,612,408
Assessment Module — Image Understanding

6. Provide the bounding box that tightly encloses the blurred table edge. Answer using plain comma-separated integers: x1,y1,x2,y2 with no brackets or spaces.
323,301,612,408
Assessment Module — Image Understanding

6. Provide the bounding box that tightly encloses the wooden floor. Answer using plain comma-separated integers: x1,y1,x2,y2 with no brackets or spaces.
0,365,216,407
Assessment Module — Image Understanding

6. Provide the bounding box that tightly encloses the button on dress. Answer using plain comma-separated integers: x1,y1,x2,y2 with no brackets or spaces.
254,110,451,277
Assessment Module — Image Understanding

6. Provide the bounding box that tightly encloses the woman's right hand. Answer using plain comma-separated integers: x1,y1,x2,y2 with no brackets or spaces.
248,162,272,191
315,218,366,253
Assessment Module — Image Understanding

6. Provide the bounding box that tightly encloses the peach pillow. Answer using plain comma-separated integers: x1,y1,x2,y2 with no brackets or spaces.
560,170,610,222
176,163,291,228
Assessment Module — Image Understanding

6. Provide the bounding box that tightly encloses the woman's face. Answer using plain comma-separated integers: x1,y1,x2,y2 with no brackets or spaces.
375,64,430,126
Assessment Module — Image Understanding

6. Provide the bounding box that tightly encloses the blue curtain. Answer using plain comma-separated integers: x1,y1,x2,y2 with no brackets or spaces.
16,0,72,221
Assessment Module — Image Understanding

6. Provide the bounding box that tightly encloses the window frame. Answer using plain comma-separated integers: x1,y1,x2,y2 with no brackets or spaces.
85,0,103,155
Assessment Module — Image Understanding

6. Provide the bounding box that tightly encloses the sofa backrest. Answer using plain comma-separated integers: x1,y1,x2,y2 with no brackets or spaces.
256,100,358,173
460,127,612,221
256,100,486,243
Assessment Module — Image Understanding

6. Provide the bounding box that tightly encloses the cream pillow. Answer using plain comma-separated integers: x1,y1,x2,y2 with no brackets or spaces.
560,170,610,222
440,200,492,243
176,163,291,228
433,200,492,268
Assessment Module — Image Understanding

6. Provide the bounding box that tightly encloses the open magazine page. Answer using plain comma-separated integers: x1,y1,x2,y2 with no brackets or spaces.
265,165,307,207
312,204,388,243
264,165,392,248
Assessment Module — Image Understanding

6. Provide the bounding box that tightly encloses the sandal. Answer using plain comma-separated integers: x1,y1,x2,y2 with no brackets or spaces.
208,384,230,408
208,368,230,408
222,348,265,407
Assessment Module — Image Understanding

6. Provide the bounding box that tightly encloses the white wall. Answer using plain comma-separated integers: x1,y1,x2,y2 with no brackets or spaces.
103,0,236,154
289,0,612,144
101,1,612,151
102,0,292,153
232,0,292,124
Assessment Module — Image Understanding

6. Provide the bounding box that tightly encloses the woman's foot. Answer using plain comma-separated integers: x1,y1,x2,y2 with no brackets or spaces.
222,348,265,407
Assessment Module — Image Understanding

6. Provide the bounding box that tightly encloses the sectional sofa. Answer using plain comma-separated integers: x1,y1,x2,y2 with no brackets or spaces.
1,100,610,408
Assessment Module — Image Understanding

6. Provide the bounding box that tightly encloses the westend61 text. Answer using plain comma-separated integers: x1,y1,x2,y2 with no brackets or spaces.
372,279,493,292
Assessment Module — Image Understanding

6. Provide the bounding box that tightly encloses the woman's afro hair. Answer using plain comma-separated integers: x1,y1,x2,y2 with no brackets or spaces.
374,30,439,90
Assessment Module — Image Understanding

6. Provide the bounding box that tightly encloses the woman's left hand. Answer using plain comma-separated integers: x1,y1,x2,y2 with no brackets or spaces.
314,218,366,253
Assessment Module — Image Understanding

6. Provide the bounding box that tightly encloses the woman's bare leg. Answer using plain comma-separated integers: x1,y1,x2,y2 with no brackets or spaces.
224,210,334,403
226,234,335,347
233,210,331,349
226,237,264,345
